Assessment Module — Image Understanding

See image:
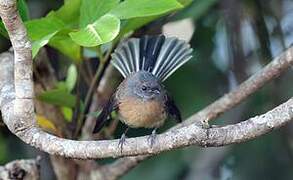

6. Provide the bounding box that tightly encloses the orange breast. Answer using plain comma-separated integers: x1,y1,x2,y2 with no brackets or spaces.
118,97,167,128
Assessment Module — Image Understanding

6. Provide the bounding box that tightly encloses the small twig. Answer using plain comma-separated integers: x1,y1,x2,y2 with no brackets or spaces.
80,63,92,86
78,48,92,86
81,66,118,140
84,58,94,79
83,45,114,112
75,45,115,137
96,46,104,61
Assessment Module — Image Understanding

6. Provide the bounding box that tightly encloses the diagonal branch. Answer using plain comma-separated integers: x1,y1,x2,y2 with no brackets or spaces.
182,48,293,126
0,0,293,160
0,49,293,158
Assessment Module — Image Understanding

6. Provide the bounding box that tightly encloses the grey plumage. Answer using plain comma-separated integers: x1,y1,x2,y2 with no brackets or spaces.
111,35,193,81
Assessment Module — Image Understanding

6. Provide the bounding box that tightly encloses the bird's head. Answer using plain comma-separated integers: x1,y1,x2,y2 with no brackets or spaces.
125,71,165,100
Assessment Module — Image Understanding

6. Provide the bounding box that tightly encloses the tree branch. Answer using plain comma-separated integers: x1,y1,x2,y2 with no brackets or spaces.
0,159,40,180
182,45,293,127
0,0,293,160
101,156,149,180
0,48,293,158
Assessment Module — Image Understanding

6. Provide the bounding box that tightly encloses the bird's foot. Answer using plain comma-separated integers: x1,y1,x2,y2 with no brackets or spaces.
147,129,157,148
118,133,127,153
201,118,211,129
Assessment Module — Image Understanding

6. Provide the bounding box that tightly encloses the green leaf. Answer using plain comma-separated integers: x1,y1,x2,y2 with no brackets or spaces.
25,15,65,40
37,87,76,108
80,0,119,28
18,0,30,21
61,107,73,122
109,0,183,19
54,0,81,25
56,81,67,90
0,22,8,38
49,29,82,61
25,15,65,57
32,31,58,58
65,64,78,92
69,14,120,47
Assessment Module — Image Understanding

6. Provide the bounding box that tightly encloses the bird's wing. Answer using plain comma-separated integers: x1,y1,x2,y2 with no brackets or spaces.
165,94,182,123
92,95,118,134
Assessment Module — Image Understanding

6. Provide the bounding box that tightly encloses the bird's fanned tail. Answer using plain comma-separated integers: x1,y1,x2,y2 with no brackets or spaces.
111,35,193,81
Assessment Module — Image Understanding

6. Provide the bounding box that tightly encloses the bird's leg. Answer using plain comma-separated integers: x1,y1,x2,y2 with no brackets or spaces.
201,118,211,129
147,128,157,148
118,127,129,153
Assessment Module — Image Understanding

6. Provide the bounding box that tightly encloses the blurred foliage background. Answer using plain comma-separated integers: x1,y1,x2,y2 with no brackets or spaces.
0,0,293,180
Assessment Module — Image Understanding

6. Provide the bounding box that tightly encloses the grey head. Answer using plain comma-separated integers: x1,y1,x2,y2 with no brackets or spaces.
122,71,166,100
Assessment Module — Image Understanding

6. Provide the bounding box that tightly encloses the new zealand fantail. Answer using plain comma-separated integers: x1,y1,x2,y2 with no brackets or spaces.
93,35,193,149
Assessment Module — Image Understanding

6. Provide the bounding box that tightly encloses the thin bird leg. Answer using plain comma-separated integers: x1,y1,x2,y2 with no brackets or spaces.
147,128,157,148
118,126,129,153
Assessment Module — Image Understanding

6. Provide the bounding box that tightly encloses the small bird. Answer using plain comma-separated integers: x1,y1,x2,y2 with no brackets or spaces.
93,35,193,149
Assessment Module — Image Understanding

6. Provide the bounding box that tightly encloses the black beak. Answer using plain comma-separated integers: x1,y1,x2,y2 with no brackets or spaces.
151,88,160,94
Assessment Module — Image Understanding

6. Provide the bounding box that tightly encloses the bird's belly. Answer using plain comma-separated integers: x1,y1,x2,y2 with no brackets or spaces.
118,98,167,128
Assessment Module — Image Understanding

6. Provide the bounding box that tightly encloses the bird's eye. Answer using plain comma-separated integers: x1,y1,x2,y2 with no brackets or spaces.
141,85,147,91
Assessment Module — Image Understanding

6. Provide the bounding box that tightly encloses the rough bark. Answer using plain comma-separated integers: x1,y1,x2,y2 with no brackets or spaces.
0,159,40,180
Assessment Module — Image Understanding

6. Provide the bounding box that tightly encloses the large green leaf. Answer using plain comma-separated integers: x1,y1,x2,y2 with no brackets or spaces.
69,14,120,47
37,87,76,108
109,0,183,19
25,15,65,57
80,0,119,28
49,29,82,61
32,31,58,58
25,15,65,40
54,0,81,25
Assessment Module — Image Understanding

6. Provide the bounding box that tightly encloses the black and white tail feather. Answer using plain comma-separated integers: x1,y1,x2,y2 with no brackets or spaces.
111,35,193,81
